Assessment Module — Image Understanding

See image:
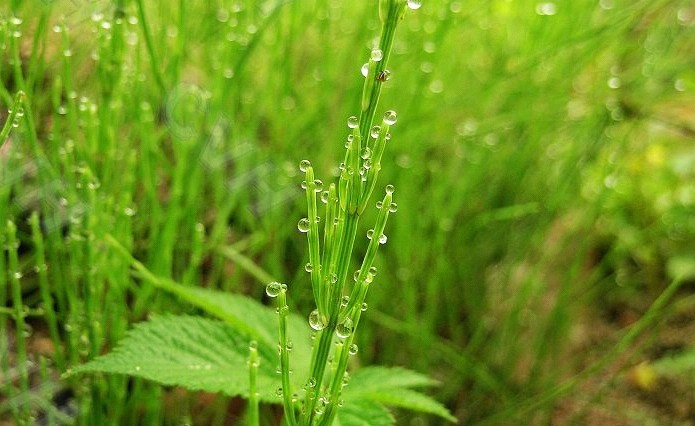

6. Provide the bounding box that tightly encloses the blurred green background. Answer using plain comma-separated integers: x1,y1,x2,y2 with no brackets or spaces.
1,0,695,424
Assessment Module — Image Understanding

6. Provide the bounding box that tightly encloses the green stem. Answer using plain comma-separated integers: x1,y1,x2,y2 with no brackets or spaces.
247,341,260,426
0,90,24,150
135,0,166,94
278,290,298,426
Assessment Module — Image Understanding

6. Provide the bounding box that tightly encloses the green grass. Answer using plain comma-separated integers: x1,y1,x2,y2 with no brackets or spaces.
1,0,695,424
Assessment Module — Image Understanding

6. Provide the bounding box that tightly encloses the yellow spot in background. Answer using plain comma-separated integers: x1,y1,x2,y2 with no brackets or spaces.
628,361,657,391
646,144,665,167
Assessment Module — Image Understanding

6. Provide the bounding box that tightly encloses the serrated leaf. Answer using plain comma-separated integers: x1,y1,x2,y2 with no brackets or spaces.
109,243,312,382
344,367,438,394
357,388,456,423
344,367,456,423
336,400,394,426
68,315,283,401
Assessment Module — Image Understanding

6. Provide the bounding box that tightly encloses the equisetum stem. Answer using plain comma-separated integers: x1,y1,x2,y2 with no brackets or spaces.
300,2,408,424
277,290,298,426
248,341,259,426
0,90,25,150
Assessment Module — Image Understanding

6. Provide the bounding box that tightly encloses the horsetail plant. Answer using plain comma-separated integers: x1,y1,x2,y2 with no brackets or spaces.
71,0,453,424
265,1,413,424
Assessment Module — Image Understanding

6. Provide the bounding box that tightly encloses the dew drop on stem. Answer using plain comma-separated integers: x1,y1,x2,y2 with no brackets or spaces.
407,0,422,10
299,159,311,172
297,218,310,233
347,116,359,129
383,110,397,125
371,49,383,62
265,282,283,297
336,318,353,339
309,309,327,331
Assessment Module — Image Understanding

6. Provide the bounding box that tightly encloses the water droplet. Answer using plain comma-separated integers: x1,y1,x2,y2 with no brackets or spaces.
385,184,395,195
313,179,323,192
309,309,327,331
330,273,338,284
371,49,383,62
336,318,353,339
383,110,397,126
286,340,293,351
52,25,62,33
378,234,388,244
389,202,398,213
135,365,141,372
361,302,368,311
299,159,311,172
341,296,350,307
249,341,258,350
407,0,422,10
266,282,283,297
276,387,283,398
370,125,381,138
376,69,391,82
361,63,369,77
347,116,359,129
320,191,329,203
366,229,374,240
369,266,377,276
297,218,310,233
307,377,317,388
361,147,372,160
301,180,308,189
315,396,328,414
376,201,383,209
305,263,313,273
535,2,557,16
13,271,23,280
349,344,358,355
608,76,621,89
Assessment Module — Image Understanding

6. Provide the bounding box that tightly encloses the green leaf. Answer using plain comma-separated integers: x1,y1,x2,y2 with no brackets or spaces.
344,367,456,423
336,400,394,426
151,281,313,382
68,315,284,401
104,239,313,383
344,367,438,392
